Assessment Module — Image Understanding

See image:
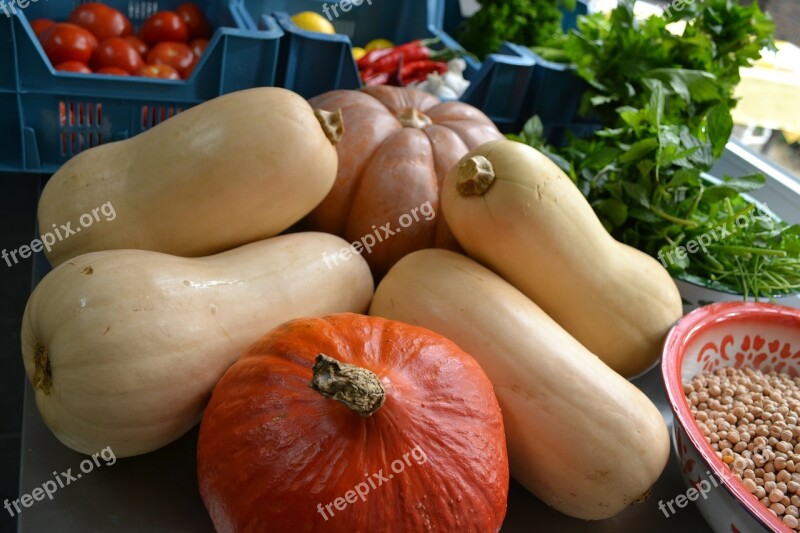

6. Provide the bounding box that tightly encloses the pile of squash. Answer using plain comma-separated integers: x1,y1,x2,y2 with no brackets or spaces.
23,85,683,531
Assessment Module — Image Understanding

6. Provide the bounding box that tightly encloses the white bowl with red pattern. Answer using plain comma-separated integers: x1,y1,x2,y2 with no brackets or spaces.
663,301,800,533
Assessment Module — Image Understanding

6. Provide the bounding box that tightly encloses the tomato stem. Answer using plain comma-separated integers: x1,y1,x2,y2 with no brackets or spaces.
310,354,385,417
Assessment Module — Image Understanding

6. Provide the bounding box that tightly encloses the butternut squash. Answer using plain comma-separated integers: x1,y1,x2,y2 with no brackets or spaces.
21,232,373,457
441,139,683,377
38,87,343,267
369,249,670,520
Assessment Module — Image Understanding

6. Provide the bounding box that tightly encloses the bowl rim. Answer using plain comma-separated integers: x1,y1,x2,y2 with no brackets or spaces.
662,301,800,533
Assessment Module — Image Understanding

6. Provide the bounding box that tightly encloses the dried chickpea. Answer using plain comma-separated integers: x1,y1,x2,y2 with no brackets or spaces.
687,367,800,531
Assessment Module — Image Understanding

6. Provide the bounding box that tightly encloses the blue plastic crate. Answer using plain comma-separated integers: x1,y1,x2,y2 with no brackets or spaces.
240,0,440,97
239,0,544,131
2,0,283,174
442,0,591,134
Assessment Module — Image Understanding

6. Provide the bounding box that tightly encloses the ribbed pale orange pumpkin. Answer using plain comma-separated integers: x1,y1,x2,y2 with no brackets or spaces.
197,313,509,532
306,86,503,277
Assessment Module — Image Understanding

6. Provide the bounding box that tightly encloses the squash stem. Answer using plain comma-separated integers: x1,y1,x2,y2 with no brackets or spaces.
457,155,496,196
396,108,433,129
314,108,345,145
309,354,385,417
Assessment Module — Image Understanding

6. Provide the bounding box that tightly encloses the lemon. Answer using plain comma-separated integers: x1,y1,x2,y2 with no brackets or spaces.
291,11,335,34
352,47,367,61
365,39,394,52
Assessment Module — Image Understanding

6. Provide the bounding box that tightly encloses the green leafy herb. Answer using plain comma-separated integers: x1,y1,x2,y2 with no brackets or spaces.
457,0,576,61
513,0,800,299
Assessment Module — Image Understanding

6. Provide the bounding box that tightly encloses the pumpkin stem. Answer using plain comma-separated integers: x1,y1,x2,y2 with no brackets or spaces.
396,108,433,129
33,342,52,395
309,354,385,417
314,108,345,145
456,155,496,196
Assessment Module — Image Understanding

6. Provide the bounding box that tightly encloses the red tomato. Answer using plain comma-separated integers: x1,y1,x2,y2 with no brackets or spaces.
146,42,194,77
31,19,55,38
68,3,133,42
183,56,200,78
189,38,209,58
41,23,99,66
123,35,148,57
176,3,212,40
136,64,181,80
91,37,145,74
97,67,131,76
56,61,92,74
140,12,189,45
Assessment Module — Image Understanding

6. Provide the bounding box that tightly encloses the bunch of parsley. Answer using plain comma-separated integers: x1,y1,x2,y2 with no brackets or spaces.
513,0,800,299
457,0,576,61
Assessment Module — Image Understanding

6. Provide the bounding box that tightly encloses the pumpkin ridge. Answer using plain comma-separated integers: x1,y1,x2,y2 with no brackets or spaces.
305,87,503,276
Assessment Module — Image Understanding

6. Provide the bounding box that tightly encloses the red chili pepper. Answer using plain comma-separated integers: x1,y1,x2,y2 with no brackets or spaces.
367,46,431,75
355,38,442,71
356,47,395,70
361,70,390,87
399,60,447,86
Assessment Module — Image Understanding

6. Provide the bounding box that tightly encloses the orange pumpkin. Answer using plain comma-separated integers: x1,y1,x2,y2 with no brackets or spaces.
306,86,504,278
197,313,509,532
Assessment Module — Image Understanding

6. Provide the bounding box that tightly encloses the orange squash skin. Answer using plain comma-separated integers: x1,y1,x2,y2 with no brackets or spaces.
197,313,509,533
307,86,504,278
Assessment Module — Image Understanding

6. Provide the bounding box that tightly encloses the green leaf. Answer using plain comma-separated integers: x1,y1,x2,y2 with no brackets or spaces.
648,68,722,104
782,226,800,253
594,198,628,227
707,104,734,158
623,181,651,208
721,173,766,193
702,185,740,203
591,95,615,106
620,138,658,163
522,115,544,141
583,146,621,169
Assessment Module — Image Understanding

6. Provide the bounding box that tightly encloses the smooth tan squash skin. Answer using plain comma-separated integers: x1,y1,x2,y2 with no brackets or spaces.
39,88,340,267
442,139,683,377
369,249,670,520
21,232,373,458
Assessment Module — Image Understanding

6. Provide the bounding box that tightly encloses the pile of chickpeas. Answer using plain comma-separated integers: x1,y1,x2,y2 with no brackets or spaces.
685,366,800,530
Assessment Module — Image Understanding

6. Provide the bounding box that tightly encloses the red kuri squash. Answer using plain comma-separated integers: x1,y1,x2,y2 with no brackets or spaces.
306,86,504,277
197,313,509,532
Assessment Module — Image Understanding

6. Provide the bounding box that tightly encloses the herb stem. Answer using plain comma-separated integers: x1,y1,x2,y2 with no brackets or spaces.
649,206,698,227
